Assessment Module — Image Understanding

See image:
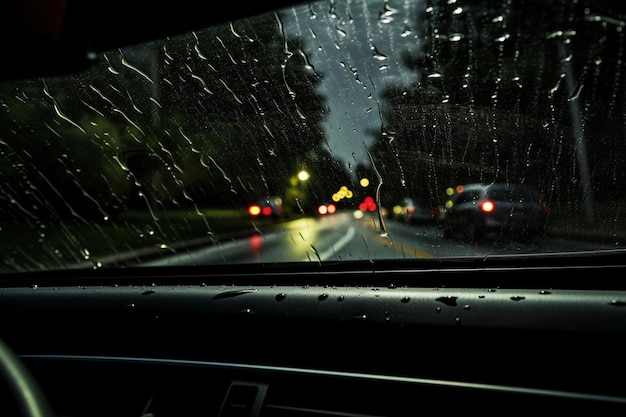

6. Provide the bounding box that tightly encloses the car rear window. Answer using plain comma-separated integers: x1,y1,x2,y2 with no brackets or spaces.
487,186,542,202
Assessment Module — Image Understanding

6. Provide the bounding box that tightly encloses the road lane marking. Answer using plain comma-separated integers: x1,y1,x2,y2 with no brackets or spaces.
363,220,436,259
304,225,356,261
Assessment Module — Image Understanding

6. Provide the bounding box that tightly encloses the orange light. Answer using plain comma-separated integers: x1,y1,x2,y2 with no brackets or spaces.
248,204,261,216
318,205,328,215
327,203,336,214
480,200,495,213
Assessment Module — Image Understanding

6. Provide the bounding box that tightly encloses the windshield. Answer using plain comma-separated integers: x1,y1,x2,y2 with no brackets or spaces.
1,0,625,273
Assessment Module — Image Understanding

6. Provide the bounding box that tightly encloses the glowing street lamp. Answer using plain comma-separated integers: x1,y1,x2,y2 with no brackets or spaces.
297,170,310,182
293,170,310,210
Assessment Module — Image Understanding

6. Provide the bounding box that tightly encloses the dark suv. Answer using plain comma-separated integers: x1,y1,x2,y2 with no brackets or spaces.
438,183,549,242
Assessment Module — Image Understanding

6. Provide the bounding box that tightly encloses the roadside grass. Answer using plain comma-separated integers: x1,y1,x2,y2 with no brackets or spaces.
0,208,278,271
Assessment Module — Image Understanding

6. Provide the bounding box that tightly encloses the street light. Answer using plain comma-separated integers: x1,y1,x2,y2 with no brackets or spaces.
297,171,310,196
297,170,310,182
288,170,310,213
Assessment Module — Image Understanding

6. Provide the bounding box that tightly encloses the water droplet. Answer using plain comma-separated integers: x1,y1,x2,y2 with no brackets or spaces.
463,304,471,310
318,293,328,301
436,296,458,306
276,293,286,301
567,82,584,101
495,33,510,42
388,283,397,289
337,296,345,302
455,317,462,326
539,290,551,295
239,308,254,315
142,290,156,296
609,300,626,307
435,307,441,313
401,296,410,303
30,284,38,289
213,289,257,299
124,303,136,310
352,314,368,321
371,45,387,61
510,296,526,301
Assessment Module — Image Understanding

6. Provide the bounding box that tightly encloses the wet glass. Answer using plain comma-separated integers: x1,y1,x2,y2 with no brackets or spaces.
0,0,625,273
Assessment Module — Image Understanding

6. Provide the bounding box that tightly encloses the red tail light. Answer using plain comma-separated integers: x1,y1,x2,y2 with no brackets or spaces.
318,204,337,215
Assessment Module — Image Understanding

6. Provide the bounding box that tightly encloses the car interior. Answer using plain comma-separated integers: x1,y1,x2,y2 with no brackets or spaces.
1,0,626,416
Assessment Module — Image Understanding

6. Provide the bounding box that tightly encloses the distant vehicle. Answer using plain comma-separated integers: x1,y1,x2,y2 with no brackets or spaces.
392,197,439,225
317,203,337,215
438,183,549,242
247,196,284,219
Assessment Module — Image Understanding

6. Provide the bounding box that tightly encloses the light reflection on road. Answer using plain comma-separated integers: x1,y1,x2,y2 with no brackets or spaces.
145,210,443,266
144,209,616,267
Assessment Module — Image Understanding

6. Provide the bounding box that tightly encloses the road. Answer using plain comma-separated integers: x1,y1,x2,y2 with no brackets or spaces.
144,210,620,266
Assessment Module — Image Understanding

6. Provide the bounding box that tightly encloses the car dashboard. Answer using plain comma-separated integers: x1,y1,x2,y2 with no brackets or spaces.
1,256,626,416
